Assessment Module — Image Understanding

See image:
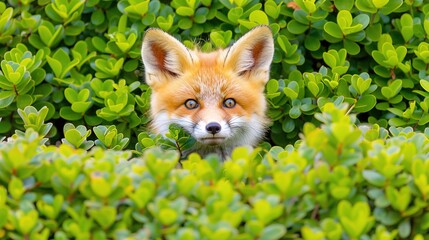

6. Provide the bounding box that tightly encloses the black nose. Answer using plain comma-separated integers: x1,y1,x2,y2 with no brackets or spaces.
206,122,221,134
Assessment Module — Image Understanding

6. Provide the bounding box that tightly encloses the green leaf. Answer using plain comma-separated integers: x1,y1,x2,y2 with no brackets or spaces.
228,7,243,24
337,10,353,31
398,219,411,238
92,36,106,52
344,39,360,55
159,208,178,226
16,94,33,109
353,14,370,30
176,6,194,17
304,33,320,51
284,82,299,100
338,201,372,238
71,102,91,113
266,79,279,94
334,0,354,10
178,17,192,29
260,224,286,240
282,119,295,133
60,106,82,121
89,206,116,229
355,94,376,112
307,81,320,97
17,210,38,234
374,208,401,225
363,170,386,186
324,22,343,39
64,129,84,147
386,186,411,212
210,30,232,48
46,56,63,78
380,0,403,15
0,91,15,108
366,23,382,41
264,1,281,19
90,175,111,198
420,213,429,230
288,20,308,34
77,88,90,101
293,9,309,24
289,106,302,119
400,14,414,42
420,80,429,92
91,9,105,26
355,0,378,13
249,10,269,25
0,120,12,134
321,219,343,240
64,87,78,103
331,121,351,142
9,177,25,200
37,24,53,46
0,207,7,228
156,15,174,31
253,200,274,224
373,0,389,8
323,51,337,69
382,80,402,99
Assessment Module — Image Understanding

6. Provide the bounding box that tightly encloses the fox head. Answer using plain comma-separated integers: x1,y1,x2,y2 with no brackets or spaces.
141,26,274,158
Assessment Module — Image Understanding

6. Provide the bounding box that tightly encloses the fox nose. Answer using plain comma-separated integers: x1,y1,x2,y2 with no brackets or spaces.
206,122,221,134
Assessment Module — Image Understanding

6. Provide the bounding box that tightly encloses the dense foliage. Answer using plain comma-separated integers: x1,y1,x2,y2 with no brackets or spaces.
1,0,429,148
2,0,429,239
2,104,429,239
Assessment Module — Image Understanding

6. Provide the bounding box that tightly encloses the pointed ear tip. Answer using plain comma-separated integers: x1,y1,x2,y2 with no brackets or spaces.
252,25,273,35
256,24,271,30
145,27,164,33
143,28,167,40
244,26,274,44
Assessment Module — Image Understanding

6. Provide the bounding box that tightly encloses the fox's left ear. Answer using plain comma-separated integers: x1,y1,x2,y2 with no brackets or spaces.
141,28,194,86
223,25,274,79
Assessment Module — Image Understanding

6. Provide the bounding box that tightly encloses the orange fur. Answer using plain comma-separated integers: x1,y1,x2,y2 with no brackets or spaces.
141,26,274,159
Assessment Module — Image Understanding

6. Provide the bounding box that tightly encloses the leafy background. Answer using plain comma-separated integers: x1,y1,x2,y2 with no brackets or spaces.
1,0,429,150
2,0,429,239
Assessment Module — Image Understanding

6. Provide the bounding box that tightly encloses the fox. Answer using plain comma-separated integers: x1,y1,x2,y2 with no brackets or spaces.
141,25,274,160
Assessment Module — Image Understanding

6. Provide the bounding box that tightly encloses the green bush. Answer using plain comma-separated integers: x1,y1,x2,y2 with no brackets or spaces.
2,0,429,238
1,104,429,239
0,0,428,147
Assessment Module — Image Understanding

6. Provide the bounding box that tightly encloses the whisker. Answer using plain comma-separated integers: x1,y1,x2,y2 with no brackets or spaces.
228,115,267,134
151,115,198,135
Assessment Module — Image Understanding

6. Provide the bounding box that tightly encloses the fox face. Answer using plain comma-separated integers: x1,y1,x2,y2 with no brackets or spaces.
141,26,274,159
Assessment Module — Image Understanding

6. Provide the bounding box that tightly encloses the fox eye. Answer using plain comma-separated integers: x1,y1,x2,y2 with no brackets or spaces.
184,99,199,109
223,98,236,108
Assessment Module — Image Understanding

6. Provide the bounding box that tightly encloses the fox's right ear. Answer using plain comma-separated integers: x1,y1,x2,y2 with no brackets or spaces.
141,29,194,84
222,26,274,80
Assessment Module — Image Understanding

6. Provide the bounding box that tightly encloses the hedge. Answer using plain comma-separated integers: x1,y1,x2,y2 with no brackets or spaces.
1,0,429,148
1,104,429,239
1,0,429,239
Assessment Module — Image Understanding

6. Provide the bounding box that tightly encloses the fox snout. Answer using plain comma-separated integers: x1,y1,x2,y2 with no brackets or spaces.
192,112,232,145
206,122,221,134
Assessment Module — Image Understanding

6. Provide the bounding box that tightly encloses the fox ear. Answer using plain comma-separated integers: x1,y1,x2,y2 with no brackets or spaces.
223,26,274,78
141,29,194,83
